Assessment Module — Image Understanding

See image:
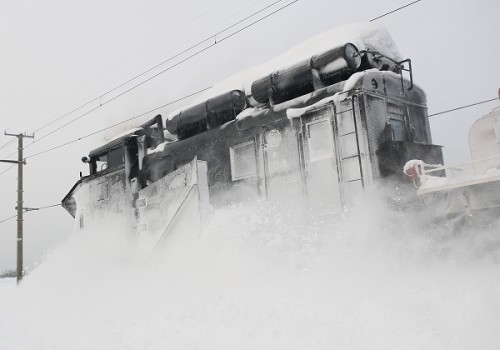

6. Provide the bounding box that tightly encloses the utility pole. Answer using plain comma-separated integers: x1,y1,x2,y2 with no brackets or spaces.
0,132,34,284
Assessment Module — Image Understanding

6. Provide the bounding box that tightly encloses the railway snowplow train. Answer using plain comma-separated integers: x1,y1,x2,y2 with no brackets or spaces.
403,105,500,224
61,23,499,245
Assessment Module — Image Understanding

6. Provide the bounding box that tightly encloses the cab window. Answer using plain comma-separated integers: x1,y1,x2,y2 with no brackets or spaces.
91,147,124,174
230,140,257,181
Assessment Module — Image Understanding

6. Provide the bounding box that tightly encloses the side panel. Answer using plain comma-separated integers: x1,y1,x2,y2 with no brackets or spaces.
261,119,303,202
135,159,210,253
70,169,130,233
301,105,342,214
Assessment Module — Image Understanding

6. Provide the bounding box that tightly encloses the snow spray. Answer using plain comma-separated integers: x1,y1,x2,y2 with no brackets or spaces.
0,187,499,350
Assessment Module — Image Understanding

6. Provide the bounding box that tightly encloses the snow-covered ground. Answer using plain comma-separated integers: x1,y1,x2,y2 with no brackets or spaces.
0,191,499,350
0,278,16,299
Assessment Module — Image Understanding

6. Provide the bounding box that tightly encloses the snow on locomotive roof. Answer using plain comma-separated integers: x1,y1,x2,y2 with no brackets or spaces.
106,127,143,143
166,22,401,121
90,127,143,156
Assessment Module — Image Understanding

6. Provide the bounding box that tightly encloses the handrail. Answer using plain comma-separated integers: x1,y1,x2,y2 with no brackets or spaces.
423,154,500,174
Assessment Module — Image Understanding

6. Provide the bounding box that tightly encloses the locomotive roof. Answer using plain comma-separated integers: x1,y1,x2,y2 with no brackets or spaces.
147,70,426,161
89,128,142,157
166,22,402,121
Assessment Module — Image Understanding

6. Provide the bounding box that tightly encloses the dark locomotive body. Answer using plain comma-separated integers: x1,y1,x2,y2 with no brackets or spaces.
62,38,443,233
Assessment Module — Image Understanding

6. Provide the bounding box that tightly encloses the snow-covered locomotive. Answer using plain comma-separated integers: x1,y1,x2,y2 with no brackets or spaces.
62,23,445,240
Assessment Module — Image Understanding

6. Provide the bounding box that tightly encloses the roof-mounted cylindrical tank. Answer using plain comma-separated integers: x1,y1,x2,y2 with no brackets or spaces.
166,90,247,140
251,43,361,104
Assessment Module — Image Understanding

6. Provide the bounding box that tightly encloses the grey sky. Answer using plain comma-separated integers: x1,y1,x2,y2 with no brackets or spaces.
0,0,499,271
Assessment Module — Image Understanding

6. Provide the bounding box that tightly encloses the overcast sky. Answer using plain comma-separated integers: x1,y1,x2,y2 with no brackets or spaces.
0,0,498,272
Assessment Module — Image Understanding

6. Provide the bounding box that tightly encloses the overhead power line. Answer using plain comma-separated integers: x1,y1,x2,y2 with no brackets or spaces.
29,0,289,137
2,0,416,143
0,164,16,176
3,0,233,133
0,214,17,224
370,0,422,22
1,0,419,159
0,0,440,166
0,204,61,225
0,0,295,161
26,86,212,159
37,204,62,210
0,139,16,152
0,0,288,158
71,0,273,123
429,97,498,117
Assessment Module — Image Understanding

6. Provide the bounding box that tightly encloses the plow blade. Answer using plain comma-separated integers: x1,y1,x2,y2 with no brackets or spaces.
134,158,210,254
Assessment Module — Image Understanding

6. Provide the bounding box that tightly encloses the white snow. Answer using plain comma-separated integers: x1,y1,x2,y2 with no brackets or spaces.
147,141,169,155
1,192,500,349
319,57,347,74
234,106,262,124
403,159,426,173
419,175,450,190
404,157,500,193
469,107,500,174
0,278,16,299
286,95,339,119
495,115,500,144
105,127,142,144
486,167,500,176
343,69,375,92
